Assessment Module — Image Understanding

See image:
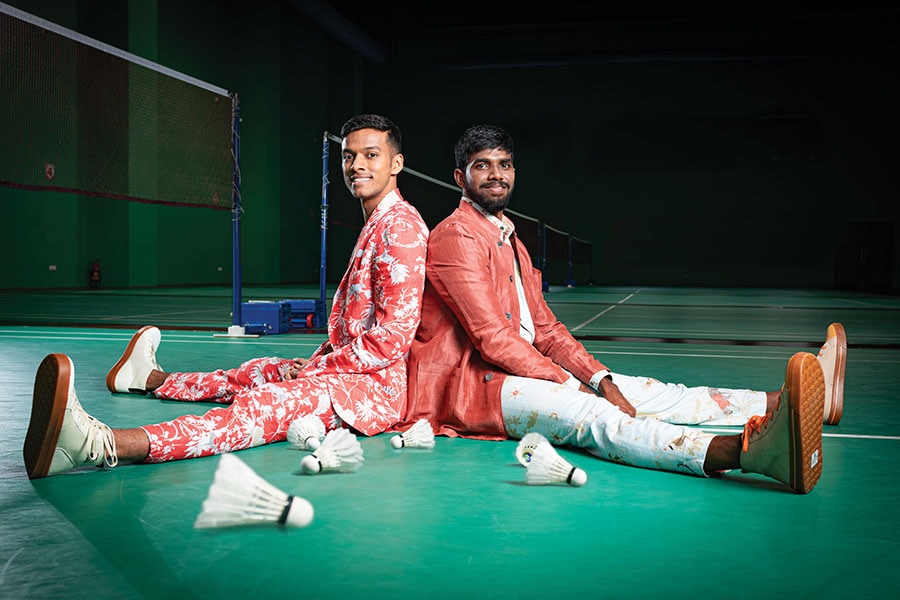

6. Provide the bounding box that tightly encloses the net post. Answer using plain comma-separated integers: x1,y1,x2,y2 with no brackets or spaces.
319,131,330,326
215,94,256,337
540,221,549,292
231,95,242,328
565,234,576,288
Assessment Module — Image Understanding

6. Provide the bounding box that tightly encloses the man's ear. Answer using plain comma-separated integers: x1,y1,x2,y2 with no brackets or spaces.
452,168,465,188
391,153,404,175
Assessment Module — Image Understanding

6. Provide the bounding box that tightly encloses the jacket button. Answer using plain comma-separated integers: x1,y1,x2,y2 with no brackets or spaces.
505,312,511,319
484,373,494,381
509,275,513,282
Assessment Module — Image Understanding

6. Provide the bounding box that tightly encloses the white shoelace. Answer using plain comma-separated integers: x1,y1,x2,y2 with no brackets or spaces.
86,417,119,468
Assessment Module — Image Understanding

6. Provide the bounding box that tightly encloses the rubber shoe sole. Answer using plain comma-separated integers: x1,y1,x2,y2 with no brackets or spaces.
23,354,71,479
786,352,825,494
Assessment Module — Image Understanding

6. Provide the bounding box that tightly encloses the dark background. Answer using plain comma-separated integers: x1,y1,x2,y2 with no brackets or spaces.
2,1,897,292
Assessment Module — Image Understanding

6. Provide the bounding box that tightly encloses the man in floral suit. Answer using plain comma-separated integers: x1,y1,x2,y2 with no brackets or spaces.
24,114,429,478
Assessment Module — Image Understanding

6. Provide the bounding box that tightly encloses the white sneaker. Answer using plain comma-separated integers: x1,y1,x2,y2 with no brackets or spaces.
818,323,846,425
740,351,824,494
24,354,118,479
106,326,162,393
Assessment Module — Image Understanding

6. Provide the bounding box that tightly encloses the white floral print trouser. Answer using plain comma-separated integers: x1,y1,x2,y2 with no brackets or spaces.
501,372,767,477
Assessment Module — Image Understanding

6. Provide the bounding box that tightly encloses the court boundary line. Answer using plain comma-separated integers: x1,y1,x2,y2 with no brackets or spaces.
700,428,900,441
570,289,641,332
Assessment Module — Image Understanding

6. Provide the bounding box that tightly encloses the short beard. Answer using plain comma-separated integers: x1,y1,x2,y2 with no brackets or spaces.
463,182,513,214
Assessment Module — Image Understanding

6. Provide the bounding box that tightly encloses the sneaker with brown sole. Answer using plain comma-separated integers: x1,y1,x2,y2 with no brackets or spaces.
24,353,118,479
740,351,825,494
106,325,162,394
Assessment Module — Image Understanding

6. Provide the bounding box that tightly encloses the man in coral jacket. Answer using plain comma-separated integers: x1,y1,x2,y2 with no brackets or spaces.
399,124,844,494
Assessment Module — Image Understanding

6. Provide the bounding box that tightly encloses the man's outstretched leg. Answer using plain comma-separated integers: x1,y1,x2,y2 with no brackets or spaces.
502,351,825,493
105,326,293,403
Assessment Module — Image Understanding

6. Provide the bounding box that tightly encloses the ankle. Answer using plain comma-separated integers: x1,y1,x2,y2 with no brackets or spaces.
703,434,742,473
114,428,150,462
145,370,169,391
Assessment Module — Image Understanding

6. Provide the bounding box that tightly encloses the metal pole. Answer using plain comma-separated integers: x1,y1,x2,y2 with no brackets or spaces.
215,94,257,337
319,131,329,321
231,95,242,328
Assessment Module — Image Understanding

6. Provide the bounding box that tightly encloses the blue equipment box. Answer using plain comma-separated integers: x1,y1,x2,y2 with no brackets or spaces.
241,301,291,335
282,298,327,330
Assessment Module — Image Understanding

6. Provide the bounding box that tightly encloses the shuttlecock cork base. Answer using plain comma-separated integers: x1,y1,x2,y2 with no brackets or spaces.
525,442,588,487
300,428,364,474
287,415,326,451
390,418,435,449
195,453,314,529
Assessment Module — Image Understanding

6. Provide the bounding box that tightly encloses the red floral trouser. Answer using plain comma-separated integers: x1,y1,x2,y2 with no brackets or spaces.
140,358,339,462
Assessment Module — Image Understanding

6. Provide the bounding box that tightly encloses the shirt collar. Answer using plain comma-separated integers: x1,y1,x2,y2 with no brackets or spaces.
462,196,515,245
369,189,401,219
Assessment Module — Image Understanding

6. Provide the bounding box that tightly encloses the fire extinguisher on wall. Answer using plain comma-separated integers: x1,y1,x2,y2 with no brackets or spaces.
88,259,101,289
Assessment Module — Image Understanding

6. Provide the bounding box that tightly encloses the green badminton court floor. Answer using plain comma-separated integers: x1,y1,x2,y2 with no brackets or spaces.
1,285,899,599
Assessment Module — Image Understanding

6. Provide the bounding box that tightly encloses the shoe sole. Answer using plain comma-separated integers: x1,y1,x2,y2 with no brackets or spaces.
824,323,847,426
23,354,71,479
786,352,825,494
106,325,157,393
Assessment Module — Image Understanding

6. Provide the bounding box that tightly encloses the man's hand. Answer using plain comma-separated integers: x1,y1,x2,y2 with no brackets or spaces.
284,357,310,380
598,376,637,417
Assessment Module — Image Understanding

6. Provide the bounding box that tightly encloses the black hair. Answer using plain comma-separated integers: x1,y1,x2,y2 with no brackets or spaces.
453,124,514,170
339,114,402,154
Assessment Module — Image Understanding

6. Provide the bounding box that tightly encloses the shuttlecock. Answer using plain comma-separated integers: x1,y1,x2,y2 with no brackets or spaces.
287,415,325,451
525,442,588,487
515,432,549,466
194,453,314,529
390,418,435,449
300,428,364,474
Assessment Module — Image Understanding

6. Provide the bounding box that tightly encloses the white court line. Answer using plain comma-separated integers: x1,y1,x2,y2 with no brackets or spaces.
823,433,900,440
0,330,324,347
570,289,641,332
600,350,791,361
699,427,900,441
585,348,900,364
5,308,228,321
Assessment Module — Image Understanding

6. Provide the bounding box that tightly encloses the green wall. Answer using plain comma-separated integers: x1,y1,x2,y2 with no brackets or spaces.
0,0,347,289
1,2,897,292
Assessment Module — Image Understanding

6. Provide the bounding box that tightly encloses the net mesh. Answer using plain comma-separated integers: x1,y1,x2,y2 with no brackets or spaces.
507,211,542,270
0,9,233,209
543,225,570,284
540,226,593,286
570,236,593,285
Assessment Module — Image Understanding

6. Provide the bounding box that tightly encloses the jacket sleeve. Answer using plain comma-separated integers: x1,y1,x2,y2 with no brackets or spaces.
519,243,610,382
303,212,428,376
426,221,571,384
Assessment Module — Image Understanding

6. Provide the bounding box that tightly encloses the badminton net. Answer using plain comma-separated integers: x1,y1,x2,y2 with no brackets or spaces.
324,132,592,286
0,3,234,209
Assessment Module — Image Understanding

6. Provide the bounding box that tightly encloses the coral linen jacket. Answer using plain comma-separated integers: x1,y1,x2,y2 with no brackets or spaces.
402,200,609,440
